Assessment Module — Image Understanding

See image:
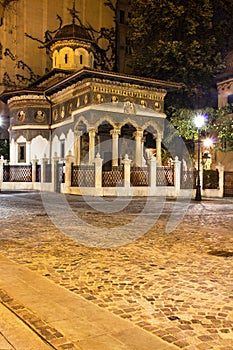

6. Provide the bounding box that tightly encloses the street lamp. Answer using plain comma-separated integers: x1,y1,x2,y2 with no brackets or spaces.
194,115,205,201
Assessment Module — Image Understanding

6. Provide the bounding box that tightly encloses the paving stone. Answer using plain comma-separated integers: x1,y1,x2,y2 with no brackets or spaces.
0,193,232,349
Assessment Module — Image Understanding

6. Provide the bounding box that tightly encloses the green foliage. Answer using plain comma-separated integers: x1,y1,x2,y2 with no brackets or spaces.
128,0,233,107
0,139,9,159
165,105,233,152
213,106,233,151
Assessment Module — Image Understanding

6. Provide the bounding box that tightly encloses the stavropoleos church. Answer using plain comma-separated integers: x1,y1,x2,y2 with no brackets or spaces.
0,0,189,196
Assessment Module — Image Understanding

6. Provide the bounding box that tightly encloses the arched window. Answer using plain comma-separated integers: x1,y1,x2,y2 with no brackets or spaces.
64,54,68,64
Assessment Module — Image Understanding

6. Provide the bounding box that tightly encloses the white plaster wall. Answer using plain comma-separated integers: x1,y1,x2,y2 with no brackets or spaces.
66,129,74,156
9,139,16,164
31,136,49,161
51,135,60,158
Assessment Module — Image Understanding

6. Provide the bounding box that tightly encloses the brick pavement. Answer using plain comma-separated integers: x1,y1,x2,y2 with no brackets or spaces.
0,191,232,349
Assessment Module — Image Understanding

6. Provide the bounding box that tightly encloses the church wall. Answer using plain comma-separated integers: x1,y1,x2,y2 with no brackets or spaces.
0,0,116,94
31,135,49,160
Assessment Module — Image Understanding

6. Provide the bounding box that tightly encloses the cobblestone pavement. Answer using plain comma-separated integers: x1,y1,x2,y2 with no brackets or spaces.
0,191,233,350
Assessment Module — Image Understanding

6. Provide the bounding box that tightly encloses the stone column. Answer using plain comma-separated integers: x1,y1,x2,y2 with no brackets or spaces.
155,133,162,166
64,151,74,191
216,162,224,198
134,129,143,167
10,139,16,164
31,157,38,183
94,153,103,189
52,152,59,192
74,131,81,165
122,154,132,188
88,129,96,165
0,156,4,190
40,155,48,183
110,128,120,167
26,141,31,164
149,156,157,189
174,156,181,195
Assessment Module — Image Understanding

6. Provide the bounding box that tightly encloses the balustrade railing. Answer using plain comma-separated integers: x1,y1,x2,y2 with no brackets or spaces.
3,164,32,182
203,169,219,189
156,166,174,186
102,166,124,187
130,167,149,186
181,169,196,189
71,164,95,187
45,163,52,183
36,164,41,182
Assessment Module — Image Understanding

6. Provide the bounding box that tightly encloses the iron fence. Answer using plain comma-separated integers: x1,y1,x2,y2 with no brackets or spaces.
36,164,41,182
45,163,52,183
3,164,32,182
102,166,124,187
130,167,149,186
181,169,196,189
224,171,233,197
156,166,174,186
203,169,219,189
71,164,95,187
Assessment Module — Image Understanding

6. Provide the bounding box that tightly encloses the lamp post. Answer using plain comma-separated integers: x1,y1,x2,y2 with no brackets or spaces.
194,115,205,201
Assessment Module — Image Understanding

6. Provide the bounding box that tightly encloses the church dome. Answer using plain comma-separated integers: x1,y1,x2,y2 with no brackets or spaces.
54,23,92,42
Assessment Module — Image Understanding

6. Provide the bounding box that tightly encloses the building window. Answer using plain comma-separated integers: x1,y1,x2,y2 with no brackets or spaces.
228,94,233,104
18,143,26,163
80,54,83,64
120,10,125,24
64,54,68,64
61,141,65,160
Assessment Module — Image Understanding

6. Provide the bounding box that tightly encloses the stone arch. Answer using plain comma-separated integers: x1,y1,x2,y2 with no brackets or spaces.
31,135,49,160
118,117,138,130
93,116,117,130
74,116,90,132
53,50,59,68
97,120,114,170
16,135,27,143
56,47,74,69
74,47,89,69
142,120,162,134
74,119,89,165
119,122,137,162
143,124,157,161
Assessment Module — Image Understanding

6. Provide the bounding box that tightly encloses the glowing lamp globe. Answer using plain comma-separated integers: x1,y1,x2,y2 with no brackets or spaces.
194,115,205,128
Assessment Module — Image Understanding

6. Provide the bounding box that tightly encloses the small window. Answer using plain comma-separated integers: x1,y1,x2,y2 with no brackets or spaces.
64,54,68,64
80,54,83,65
18,143,26,163
61,141,65,160
120,10,125,24
228,94,233,104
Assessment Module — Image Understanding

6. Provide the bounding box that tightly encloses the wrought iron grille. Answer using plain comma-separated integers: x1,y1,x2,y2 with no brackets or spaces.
36,164,41,182
203,169,219,189
3,164,32,182
224,171,233,197
102,166,124,187
181,170,196,189
130,167,149,186
71,165,95,187
45,163,52,183
156,166,174,186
